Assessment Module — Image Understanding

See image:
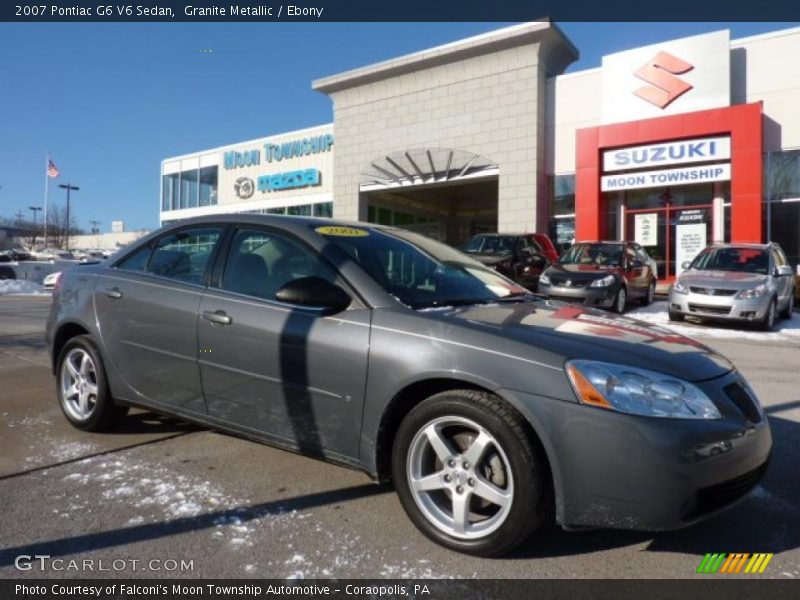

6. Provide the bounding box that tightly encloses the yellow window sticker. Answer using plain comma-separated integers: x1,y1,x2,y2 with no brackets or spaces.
315,226,369,237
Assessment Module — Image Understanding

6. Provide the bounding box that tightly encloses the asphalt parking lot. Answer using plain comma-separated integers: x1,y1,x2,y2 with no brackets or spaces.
0,295,799,579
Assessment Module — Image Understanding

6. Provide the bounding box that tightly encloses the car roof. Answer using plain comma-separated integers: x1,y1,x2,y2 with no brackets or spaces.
707,242,772,250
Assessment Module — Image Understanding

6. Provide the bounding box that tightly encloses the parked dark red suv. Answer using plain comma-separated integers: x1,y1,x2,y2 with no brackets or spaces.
538,241,657,313
460,233,558,290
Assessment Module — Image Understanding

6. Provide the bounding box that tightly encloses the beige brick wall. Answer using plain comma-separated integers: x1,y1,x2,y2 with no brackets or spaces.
325,43,552,233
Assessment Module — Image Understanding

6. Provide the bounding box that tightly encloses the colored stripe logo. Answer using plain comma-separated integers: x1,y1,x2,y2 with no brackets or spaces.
697,553,773,574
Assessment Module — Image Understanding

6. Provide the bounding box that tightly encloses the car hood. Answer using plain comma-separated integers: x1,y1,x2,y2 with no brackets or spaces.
546,263,620,280
429,299,733,382
678,269,768,290
468,253,513,266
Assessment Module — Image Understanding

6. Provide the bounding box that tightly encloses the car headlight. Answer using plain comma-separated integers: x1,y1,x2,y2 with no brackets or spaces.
539,272,551,285
590,274,615,288
566,360,722,419
672,280,689,295
735,283,768,299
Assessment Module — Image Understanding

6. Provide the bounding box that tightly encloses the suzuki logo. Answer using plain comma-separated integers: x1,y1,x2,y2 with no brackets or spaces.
633,51,694,109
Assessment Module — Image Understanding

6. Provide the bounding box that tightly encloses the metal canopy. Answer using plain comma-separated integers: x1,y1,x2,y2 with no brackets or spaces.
361,148,498,190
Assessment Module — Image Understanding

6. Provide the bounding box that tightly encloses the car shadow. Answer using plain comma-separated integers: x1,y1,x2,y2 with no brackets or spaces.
0,482,392,566
111,410,199,436
507,410,800,560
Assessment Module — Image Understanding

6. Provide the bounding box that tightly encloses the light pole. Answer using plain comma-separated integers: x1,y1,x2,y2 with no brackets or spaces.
58,183,79,250
29,206,42,250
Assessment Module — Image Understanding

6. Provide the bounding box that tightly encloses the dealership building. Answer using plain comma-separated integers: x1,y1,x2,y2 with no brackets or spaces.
160,22,800,280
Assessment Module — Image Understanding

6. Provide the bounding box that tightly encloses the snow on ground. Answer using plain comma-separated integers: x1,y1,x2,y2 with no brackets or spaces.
627,301,800,342
0,279,48,295
53,453,456,578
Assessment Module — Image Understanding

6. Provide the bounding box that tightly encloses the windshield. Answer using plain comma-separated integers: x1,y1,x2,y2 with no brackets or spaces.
559,243,623,267
315,226,528,309
461,235,518,255
690,247,769,274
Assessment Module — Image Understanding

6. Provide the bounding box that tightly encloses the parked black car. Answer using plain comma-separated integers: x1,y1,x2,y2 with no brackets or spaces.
460,233,557,290
538,241,657,313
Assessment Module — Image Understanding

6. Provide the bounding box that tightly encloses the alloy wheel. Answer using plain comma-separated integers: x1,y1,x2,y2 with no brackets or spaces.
406,416,514,540
60,348,99,421
616,288,626,313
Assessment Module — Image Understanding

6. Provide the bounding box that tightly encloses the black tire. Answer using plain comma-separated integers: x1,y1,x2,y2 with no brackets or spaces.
756,298,777,332
668,309,685,322
612,286,627,314
641,280,656,306
391,390,552,557
780,291,794,320
56,335,128,431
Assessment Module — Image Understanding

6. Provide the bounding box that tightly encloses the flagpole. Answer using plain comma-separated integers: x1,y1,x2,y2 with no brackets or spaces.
43,153,49,248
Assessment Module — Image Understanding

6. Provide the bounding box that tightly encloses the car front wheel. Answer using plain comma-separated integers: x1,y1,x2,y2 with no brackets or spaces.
757,298,777,332
641,280,656,306
392,390,551,556
612,286,627,314
57,335,128,431
780,292,794,320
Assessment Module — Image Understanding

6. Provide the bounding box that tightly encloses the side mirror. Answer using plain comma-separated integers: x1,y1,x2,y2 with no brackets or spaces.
275,277,352,314
681,261,691,270
776,265,793,277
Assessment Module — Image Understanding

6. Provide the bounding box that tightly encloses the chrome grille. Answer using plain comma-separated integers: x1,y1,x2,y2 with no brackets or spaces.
689,287,737,296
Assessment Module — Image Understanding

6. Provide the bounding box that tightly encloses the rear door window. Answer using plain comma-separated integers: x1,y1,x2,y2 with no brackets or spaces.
146,227,222,284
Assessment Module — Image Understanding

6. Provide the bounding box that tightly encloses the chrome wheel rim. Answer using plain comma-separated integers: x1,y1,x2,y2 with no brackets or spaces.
768,301,776,328
60,348,99,421
648,282,655,304
406,416,514,540
617,288,626,312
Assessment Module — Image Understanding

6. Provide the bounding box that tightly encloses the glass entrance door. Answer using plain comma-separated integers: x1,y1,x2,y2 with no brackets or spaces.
626,204,713,280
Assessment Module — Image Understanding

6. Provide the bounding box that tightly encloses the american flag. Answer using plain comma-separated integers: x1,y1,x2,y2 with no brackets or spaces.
47,159,59,178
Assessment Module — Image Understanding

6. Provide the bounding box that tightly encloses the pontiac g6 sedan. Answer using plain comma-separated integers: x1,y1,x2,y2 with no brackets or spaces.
47,215,771,556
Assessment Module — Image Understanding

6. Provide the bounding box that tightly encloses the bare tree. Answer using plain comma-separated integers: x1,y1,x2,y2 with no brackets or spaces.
46,204,83,249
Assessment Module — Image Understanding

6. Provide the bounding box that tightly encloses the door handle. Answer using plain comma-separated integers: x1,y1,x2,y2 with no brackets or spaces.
103,288,123,299
202,310,232,326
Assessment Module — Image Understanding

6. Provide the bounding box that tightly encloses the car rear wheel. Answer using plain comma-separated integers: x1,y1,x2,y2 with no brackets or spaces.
641,280,656,306
780,292,794,320
612,286,627,314
57,335,128,431
391,390,551,557
756,298,777,332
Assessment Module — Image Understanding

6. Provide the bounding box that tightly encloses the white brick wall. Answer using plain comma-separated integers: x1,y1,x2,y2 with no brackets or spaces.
316,23,577,233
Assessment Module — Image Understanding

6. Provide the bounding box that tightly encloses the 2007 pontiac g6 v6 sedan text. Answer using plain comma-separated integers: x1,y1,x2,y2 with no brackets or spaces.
46,215,772,556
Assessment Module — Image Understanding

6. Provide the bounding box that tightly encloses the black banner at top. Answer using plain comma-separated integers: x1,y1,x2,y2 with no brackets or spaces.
3,0,800,22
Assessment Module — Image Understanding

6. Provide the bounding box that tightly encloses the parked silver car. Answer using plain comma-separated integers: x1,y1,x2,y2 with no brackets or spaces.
668,243,795,330
47,216,772,556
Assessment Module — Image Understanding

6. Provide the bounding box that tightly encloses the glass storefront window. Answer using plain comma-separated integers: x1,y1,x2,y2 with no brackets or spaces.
199,166,218,207
162,173,179,211
551,174,575,215
179,169,199,209
766,150,800,267
313,202,333,218
288,204,312,216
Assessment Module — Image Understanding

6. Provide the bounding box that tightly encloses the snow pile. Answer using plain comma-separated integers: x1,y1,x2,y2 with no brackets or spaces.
627,301,800,342
0,279,48,295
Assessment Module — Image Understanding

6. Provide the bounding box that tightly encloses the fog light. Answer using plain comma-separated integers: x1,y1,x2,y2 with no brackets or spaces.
741,311,756,319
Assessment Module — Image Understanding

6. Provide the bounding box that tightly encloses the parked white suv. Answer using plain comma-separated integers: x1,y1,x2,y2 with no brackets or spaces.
668,243,795,331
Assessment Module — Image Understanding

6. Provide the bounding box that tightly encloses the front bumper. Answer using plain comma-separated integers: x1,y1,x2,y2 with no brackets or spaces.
668,290,771,322
504,370,772,531
539,283,617,308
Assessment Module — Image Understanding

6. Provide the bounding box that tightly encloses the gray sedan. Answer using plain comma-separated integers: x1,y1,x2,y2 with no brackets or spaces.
46,215,771,556
668,243,795,330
